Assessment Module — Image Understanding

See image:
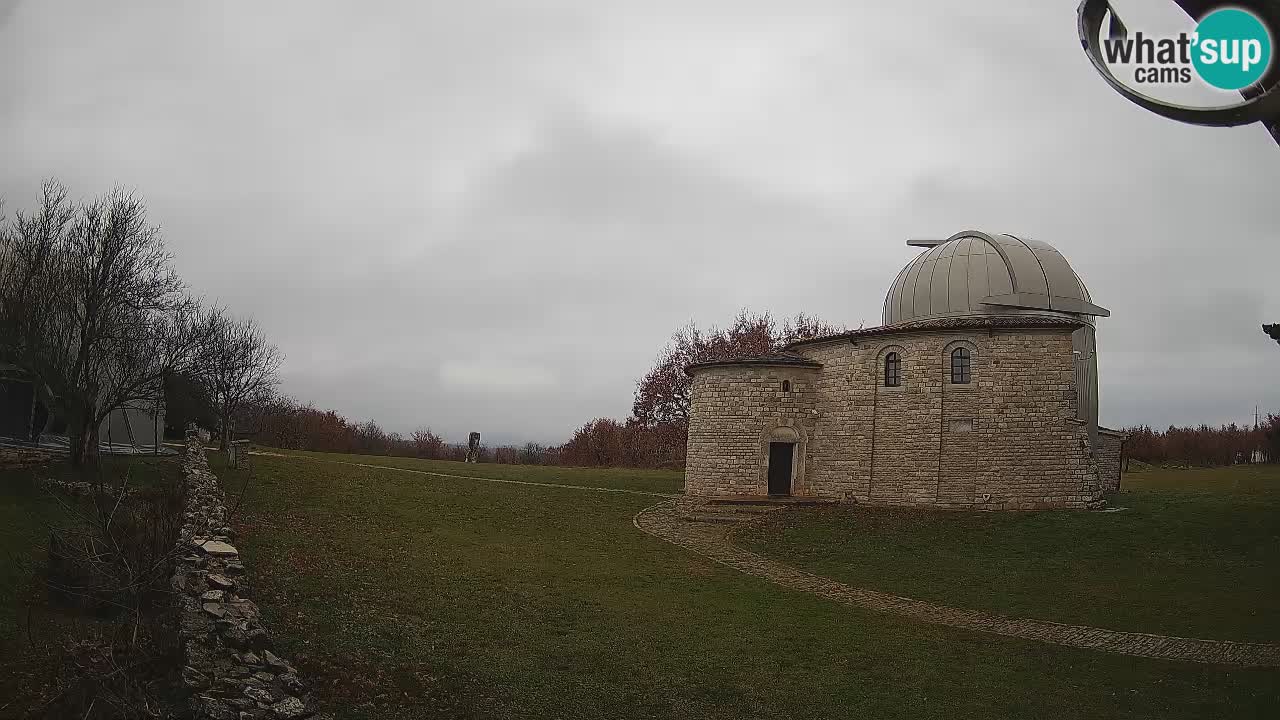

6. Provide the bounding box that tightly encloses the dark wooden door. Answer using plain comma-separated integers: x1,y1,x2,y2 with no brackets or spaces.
0,379,34,440
767,442,794,495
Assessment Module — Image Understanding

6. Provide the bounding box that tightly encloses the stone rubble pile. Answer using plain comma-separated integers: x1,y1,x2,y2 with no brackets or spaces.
42,478,138,497
173,430,325,720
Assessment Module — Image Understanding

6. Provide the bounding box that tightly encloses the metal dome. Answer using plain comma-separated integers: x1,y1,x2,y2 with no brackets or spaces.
882,230,1109,326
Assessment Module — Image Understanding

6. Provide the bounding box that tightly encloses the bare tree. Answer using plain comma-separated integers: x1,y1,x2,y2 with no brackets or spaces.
0,181,75,366
0,181,214,466
412,426,445,458
203,312,283,450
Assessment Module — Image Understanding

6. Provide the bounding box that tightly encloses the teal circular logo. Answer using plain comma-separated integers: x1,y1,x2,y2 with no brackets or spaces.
1192,8,1273,90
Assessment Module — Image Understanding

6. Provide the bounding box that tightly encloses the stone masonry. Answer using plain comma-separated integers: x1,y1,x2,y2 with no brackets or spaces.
172,429,324,720
686,322,1123,509
684,363,821,498
1097,427,1126,492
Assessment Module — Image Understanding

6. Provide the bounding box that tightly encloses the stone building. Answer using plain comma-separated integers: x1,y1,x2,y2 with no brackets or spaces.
684,230,1125,510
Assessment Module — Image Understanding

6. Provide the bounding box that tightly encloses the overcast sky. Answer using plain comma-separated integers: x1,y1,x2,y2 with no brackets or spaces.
3,0,1277,444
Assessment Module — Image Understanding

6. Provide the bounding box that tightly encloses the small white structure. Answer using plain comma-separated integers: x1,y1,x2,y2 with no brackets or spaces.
98,397,167,453
0,363,167,453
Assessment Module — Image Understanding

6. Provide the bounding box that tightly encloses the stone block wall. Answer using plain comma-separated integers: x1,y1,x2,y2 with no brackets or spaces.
686,327,1107,509
684,365,820,497
1097,428,1127,493
172,430,323,719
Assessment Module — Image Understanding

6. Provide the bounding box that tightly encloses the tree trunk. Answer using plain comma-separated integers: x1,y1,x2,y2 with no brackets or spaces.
219,408,230,450
68,410,99,468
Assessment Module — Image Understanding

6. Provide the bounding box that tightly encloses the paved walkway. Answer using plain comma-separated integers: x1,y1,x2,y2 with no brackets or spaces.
634,500,1280,667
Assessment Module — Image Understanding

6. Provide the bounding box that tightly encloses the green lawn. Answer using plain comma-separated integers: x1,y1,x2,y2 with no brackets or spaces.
215,451,1279,720
258,447,685,495
739,463,1280,643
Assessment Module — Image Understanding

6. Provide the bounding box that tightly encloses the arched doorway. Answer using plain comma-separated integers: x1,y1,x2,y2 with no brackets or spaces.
767,426,800,496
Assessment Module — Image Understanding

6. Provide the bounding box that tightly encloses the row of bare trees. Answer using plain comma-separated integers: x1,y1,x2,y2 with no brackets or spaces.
0,181,282,465
206,309,842,468
230,395,566,464
1123,418,1279,467
557,417,690,468
233,396,412,456
1122,326,1280,468
238,310,1280,469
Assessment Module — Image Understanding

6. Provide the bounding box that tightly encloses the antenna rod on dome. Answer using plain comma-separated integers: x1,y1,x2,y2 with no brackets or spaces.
907,238,946,247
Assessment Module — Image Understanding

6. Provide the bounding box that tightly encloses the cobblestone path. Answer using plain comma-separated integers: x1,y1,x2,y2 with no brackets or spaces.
634,500,1280,667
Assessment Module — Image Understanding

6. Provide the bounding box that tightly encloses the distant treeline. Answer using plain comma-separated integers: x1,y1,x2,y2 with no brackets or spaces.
178,385,1280,471
226,396,548,463
165,302,1280,470
160,309,832,469
196,395,688,468
1123,416,1279,468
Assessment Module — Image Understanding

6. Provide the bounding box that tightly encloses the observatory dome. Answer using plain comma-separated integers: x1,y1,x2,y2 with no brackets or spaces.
882,231,1109,326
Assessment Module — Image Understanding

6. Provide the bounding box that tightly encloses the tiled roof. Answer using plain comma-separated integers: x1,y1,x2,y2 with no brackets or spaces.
685,351,823,375
784,315,1085,349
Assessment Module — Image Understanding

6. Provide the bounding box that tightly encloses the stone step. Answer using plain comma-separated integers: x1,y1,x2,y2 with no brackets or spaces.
683,512,745,524
677,501,774,515
702,495,837,507
704,504,781,514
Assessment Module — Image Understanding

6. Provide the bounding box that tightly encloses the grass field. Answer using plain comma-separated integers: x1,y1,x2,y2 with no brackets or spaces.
214,449,1280,720
739,464,1280,643
259,448,685,495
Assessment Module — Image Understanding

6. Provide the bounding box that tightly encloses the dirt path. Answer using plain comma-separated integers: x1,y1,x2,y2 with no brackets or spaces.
634,500,1280,668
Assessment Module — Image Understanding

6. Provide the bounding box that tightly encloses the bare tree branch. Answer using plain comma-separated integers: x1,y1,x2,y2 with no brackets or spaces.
0,182,216,465
201,311,283,450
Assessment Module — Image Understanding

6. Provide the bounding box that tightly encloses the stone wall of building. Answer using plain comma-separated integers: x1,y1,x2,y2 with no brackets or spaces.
1097,428,1127,493
173,430,322,720
686,327,1108,509
684,364,820,497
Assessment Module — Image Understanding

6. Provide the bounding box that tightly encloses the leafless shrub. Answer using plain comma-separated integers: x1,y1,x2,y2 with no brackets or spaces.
28,467,187,718
26,618,183,720
45,472,184,616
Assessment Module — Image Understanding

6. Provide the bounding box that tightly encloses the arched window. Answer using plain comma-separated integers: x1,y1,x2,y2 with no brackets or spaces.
951,347,971,384
781,380,791,392
884,352,901,387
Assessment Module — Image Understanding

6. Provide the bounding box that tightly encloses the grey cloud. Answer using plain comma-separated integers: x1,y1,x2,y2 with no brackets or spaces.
3,0,1278,442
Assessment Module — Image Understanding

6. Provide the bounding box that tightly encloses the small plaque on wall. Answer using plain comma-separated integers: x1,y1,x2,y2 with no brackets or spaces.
949,419,975,433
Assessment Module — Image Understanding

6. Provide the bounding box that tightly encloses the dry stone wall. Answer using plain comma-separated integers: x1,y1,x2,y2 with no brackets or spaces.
687,327,1117,509
172,430,324,720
